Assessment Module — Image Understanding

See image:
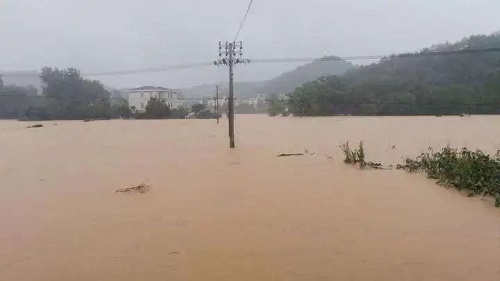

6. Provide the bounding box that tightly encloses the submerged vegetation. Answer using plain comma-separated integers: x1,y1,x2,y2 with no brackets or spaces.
341,142,500,207
397,147,500,207
340,141,365,165
340,141,383,169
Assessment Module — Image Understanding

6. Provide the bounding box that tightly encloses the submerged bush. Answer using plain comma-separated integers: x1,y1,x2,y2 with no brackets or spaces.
340,141,363,165
340,141,382,169
398,147,500,207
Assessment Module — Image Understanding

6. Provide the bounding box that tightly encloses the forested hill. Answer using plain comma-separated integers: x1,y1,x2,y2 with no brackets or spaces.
349,34,500,86
183,56,355,99
287,33,500,116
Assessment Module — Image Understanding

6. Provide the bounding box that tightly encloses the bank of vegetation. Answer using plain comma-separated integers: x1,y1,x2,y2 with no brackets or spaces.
340,142,500,207
272,33,500,116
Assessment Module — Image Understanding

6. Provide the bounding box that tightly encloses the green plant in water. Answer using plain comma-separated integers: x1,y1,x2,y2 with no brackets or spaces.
340,141,364,165
340,141,382,169
340,141,356,164
398,146,500,207
357,141,365,168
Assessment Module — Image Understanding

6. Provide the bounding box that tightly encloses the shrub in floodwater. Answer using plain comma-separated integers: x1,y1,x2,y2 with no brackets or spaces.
340,141,361,165
340,141,383,169
397,147,500,207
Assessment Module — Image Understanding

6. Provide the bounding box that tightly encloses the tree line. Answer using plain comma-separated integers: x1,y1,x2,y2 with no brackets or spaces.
0,68,218,120
272,33,500,116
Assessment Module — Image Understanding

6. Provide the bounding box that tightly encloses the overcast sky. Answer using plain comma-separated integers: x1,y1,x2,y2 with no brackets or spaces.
1,0,499,88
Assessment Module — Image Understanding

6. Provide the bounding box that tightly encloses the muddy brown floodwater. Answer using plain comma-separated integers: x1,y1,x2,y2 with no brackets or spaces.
1,115,500,281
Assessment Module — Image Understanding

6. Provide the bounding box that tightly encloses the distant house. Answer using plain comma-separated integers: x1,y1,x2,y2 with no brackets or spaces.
206,98,226,112
128,86,182,112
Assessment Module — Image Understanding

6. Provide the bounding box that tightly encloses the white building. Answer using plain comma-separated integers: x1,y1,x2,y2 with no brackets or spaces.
245,94,267,107
206,98,226,110
128,86,183,112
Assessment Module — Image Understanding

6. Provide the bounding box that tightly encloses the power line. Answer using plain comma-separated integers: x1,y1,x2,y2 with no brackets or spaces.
252,47,500,64
251,55,383,64
0,62,213,78
233,0,254,41
84,62,213,76
2,47,500,78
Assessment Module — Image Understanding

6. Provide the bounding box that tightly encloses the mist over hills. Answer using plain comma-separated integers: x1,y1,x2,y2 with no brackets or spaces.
182,56,355,98
1,56,355,100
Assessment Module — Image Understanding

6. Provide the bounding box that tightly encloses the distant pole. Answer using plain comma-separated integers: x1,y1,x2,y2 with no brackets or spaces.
299,94,304,118
216,85,220,124
214,41,250,149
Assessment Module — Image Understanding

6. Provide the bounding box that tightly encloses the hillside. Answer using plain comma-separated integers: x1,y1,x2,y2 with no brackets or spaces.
347,33,500,86
182,56,355,99
287,33,500,116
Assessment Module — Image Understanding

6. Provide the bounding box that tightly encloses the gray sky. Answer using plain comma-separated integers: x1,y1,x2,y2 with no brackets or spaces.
1,0,499,88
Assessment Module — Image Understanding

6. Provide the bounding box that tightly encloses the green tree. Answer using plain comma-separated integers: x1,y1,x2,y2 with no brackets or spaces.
189,103,217,119
191,103,205,113
0,84,40,119
144,96,171,119
40,67,111,119
266,93,287,116
171,106,189,119
196,109,217,119
112,98,132,119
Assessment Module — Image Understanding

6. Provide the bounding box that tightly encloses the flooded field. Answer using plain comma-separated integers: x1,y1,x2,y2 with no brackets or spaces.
1,115,500,281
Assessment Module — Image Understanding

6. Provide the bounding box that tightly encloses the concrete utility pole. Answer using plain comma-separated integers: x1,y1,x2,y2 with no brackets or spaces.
214,41,250,148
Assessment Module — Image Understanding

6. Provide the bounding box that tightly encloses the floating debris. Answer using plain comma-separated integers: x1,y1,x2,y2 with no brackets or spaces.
365,162,385,170
277,153,305,157
115,183,151,194
27,124,43,128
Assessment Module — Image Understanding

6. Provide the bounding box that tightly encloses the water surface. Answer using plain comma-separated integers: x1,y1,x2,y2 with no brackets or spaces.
1,116,499,280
